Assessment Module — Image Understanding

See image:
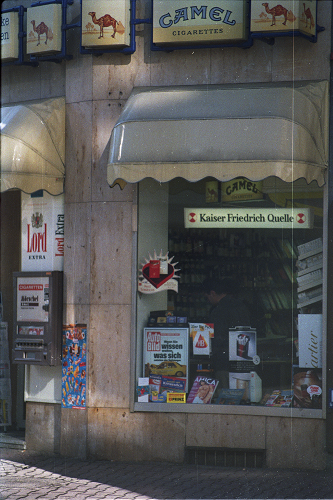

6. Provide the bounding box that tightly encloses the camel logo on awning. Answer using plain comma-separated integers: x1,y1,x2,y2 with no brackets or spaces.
184,208,313,229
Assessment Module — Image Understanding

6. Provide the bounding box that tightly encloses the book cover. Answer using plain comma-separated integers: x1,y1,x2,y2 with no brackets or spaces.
187,376,218,404
215,388,244,405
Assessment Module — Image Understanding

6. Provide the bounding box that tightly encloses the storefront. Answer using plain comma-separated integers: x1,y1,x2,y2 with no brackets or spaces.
1,0,332,470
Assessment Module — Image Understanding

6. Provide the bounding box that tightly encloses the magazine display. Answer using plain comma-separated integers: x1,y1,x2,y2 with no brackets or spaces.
215,389,244,405
187,376,218,404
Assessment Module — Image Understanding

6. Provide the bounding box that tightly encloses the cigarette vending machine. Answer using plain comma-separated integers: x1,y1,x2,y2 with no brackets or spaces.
13,271,63,366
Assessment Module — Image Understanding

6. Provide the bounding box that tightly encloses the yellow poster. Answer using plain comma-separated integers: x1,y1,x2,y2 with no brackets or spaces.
1,11,19,61
81,0,130,48
153,0,247,45
27,4,62,54
251,0,316,36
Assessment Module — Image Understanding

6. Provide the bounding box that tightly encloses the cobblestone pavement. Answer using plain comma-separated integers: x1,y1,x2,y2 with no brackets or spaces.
1,448,333,500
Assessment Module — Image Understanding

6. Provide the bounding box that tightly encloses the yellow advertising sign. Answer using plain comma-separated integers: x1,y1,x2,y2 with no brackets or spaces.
81,0,130,48
1,11,19,61
27,4,62,54
251,0,317,37
221,178,263,202
167,392,187,403
152,0,247,45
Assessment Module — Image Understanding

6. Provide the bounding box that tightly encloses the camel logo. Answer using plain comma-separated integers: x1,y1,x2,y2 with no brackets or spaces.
31,212,43,229
188,212,197,223
81,2,129,48
296,213,306,224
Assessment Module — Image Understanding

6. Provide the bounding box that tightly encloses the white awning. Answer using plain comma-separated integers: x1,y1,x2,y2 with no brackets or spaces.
107,81,328,187
1,97,65,195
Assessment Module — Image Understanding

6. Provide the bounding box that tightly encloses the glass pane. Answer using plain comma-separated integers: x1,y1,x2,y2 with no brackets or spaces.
137,177,324,409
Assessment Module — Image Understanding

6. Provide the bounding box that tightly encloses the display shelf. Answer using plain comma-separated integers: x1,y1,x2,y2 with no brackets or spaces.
297,295,323,308
297,261,323,277
297,279,323,293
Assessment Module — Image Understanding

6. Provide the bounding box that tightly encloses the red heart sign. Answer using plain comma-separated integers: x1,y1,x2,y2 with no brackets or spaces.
142,262,175,289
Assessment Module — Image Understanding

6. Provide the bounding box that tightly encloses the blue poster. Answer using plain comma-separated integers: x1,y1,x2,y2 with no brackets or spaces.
62,325,87,408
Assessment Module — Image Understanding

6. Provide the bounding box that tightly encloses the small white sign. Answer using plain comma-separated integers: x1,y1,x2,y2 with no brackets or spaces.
184,208,313,229
298,314,322,368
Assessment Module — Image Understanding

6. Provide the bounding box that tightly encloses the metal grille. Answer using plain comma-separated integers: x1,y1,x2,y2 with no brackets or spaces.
185,447,265,468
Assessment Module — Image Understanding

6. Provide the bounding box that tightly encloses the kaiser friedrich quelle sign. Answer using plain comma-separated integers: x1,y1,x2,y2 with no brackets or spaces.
184,208,314,229
152,0,247,46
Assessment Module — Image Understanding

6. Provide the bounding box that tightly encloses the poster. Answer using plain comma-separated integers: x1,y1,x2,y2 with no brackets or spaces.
16,277,49,323
143,328,189,390
21,192,64,272
62,325,87,408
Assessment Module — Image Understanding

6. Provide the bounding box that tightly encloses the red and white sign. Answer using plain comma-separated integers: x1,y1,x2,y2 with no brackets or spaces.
184,208,313,229
138,250,179,294
21,192,64,271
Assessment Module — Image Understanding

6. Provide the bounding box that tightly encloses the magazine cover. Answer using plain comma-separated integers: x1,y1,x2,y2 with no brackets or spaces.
143,328,189,390
187,376,218,404
293,367,322,409
215,388,244,405
229,327,257,361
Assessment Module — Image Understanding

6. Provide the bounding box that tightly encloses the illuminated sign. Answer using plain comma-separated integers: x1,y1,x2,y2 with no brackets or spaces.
251,0,317,37
221,178,263,202
26,4,62,55
152,0,247,46
1,11,19,61
184,208,314,229
81,0,130,48
21,192,64,272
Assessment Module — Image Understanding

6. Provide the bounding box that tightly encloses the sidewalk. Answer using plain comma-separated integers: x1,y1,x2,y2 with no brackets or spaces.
1,444,333,499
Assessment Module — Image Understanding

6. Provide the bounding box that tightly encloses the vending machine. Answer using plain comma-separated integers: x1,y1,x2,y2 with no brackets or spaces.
13,271,63,366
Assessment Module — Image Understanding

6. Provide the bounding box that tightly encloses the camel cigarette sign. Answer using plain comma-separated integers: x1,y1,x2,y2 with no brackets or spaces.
184,208,314,229
152,0,247,46
26,4,62,54
81,0,130,48
1,11,19,61
251,0,317,37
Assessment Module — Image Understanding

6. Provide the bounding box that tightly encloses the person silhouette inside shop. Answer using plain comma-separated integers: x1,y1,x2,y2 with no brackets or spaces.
201,277,250,389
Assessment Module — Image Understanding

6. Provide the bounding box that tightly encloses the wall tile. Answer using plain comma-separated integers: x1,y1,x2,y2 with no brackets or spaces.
90,201,133,305
60,407,87,458
186,413,266,449
88,408,185,462
26,403,61,454
66,53,93,103
65,101,92,203
88,304,131,407
150,47,210,86
265,417,326,469
211,42,273,84
63,202,91,306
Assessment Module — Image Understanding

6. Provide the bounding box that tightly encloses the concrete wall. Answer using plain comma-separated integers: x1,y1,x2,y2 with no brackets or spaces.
2,0,331,468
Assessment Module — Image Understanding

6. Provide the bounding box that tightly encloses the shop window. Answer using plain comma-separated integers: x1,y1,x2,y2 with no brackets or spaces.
135,177,324,412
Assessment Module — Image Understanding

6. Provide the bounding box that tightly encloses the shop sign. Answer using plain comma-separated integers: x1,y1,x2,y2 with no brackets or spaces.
16,276,49,323
81,0,130,48
152,0,247,46
251,0,317,37
138,251,179,294
298,314,322,369
1,11,19,61
21,192,64,272
26,4,62,55
221,178,263,202
184,207,313,229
